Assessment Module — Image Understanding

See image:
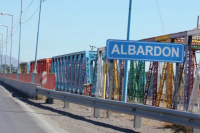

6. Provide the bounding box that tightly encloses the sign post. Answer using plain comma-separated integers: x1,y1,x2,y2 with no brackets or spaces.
123,0,132,103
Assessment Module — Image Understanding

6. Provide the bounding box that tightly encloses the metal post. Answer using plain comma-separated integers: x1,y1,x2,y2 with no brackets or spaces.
0,25,8,77
1,35,3,75
134,116,142,128
32,0,42,83
5,26,8,76
107,60,113,118
0,34,3,74
123,0,132,102
93,107,100,118
124,0,142,128
197,16,199,29
0,40,2,74
9,15,13,76
0,13,14,76
193,128,200,133
17,0,23,80
9,15,13,75
33,0,42,74
63,102,70,108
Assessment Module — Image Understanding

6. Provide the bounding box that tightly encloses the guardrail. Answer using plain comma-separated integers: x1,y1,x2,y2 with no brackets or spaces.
36,86,200,131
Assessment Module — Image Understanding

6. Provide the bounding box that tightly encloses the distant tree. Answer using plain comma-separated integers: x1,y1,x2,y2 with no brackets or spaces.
2,64,10,72
0,64,18,73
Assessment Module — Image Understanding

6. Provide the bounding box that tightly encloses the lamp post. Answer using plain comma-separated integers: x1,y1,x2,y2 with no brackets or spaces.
1,13,14,75
0,33,3,74
0,25,8,76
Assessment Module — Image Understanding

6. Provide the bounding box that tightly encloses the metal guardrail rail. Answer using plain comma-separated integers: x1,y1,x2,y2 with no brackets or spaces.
36,86,200,129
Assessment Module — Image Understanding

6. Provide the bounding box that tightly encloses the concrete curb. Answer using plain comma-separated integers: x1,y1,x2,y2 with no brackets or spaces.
0,77,38,98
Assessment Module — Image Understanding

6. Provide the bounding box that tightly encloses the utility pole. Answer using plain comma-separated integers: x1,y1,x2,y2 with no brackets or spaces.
33,0,43,74
10,15,13,74
0,39,0,74
0,34,3,74
32,0,43,83
197,16,199,29
5,26,8,74
17,0,23,80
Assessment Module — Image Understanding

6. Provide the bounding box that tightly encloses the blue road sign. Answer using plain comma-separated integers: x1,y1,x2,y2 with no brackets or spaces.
106,40,184,63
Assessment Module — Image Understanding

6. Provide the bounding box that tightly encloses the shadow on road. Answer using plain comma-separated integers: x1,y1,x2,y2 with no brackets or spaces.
0,82,139,133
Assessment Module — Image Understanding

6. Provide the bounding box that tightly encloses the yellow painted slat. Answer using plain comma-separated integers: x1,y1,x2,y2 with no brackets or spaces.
155,35,170,42
113,60,120,100
102,62,109,99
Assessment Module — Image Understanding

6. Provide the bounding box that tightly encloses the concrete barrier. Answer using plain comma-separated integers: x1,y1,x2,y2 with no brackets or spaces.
0,73,56,90
0,77,38,98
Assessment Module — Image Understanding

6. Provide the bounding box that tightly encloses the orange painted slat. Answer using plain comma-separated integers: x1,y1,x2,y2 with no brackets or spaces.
19,74,32,82
11,74,17,80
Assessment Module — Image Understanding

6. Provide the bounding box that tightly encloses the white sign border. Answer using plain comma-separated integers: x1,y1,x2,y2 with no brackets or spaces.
106,39,185,63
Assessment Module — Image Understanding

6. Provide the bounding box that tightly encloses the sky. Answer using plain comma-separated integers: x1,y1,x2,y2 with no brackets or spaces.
0,0,200,65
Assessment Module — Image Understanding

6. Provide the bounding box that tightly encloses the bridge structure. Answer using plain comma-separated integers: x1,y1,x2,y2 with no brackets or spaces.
0,29,200,132
1,1,200,132
0,28,200,111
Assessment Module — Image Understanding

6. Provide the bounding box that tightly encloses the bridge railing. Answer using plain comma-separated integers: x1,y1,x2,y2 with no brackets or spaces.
0,73,55,90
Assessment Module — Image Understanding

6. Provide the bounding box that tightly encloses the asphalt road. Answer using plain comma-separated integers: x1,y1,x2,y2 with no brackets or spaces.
0,84,66,133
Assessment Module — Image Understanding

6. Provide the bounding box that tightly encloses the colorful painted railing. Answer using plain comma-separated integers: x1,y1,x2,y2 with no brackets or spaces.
51,51,97,95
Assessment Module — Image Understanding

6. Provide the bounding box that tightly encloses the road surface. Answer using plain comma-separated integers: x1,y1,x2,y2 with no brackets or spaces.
0,84,66,133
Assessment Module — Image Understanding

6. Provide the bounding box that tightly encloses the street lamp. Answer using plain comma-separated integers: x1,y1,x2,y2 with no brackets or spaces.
0,33,3,74
1,12,14,74
0,25,8,75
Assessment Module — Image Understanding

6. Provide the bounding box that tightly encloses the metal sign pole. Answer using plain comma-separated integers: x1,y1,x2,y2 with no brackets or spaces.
122,0,132,102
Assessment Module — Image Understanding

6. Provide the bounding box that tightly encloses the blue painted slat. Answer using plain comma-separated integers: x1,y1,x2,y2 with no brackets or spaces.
92,59,97,95
75,55,80,94
60,57,63,91
55,59,58,90
81,54,86,95
57,58,60,91
70,56,74,93
79,54,83,94
51,51,97,94
67,56,70,92
63,57,67,91
27,62,30,74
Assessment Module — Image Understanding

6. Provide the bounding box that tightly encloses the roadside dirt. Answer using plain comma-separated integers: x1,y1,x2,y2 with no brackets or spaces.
24,98,173,133
1,82,173,133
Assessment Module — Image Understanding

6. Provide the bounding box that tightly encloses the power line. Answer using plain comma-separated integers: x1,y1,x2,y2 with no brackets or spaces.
11,20,20,37
12,0,46,35
23,0,35,12
22,0,46,24
13,0,38,34
22,0,36,19
21,6,40,24
155,0,165,34
12,24,20,36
